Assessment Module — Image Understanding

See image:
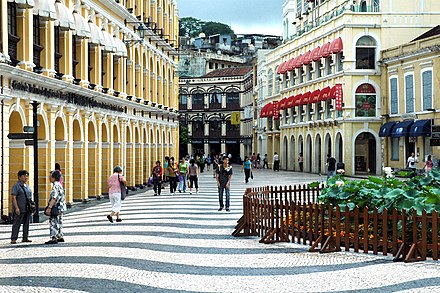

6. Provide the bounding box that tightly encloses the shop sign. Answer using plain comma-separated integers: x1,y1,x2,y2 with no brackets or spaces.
225,139,237,144
430,139,440,146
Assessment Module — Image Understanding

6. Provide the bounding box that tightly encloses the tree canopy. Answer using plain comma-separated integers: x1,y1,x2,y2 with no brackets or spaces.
179,17,234,37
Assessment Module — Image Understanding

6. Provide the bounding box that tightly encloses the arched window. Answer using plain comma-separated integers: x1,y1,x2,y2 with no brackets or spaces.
209,88,222,109
361,0,367,12
267,69,274,96
356,36,376,69
275,66,280,94
191,89,204,110
355,83,377,117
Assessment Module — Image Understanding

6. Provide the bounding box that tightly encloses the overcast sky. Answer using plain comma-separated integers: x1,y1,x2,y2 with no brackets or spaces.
177,0,284,36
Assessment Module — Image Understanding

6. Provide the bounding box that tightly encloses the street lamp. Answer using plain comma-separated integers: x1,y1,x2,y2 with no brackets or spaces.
123,21,148,46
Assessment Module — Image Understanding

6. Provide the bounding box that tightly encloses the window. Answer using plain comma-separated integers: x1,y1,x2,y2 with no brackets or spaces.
422,70,433,111
337,53,343,72
315,60,322,78
356,36,376,69
54,26,62,74
306,64,312,81
290,107,296,123
192,92,204,109
360,0,367,12
355,83,376,117
373,0,380,12
209,91,222,104
226,91,239,104
297,0,302,14
284,73,289,88
72,35,78,79
275,67,280,94
325,100,332,119
390,77,398,114
326,57,333,75
405,74,414,113
391,138,399,161
33,16,43,72
179,94,188,105
298,68,303,83
7,3,17,37
267,69,273,96
290,71,295,86
299,105,304,122
209,120,222,133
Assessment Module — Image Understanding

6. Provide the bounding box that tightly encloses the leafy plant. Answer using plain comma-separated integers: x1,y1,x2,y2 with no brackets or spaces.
318,169,440,215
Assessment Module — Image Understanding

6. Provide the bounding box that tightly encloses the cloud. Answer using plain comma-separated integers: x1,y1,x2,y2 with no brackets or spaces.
178,0,284,36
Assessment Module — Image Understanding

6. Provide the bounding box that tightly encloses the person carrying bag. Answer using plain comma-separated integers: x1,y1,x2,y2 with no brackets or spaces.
44,170,66,244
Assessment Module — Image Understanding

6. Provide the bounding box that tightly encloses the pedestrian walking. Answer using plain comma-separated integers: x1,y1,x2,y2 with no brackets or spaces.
298,153,304,172
10,170,34,244
242,156,252,183
423,155,434,173
263,154,269,169
251,153,257,168
216,156,233,212
206,154,212,172
188,159,199,195
164,156,170,182
213,155,219,178
107,166,126,223
273,152,280,172
44,170,66,244
256,153,261,169
200,154,205,173
151,161,163,196
326,154,337,179
407,152,418,178
166,157,178,195
178,158,189,193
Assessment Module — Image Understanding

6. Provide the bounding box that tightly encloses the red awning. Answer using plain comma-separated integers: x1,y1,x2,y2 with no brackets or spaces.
267,103,275,118
278,97,288,110
320,42,331,58
286,57,296,71
330,37,343,54
311,46,321,62
301,91,311,105
294,54,304,68
310,89,321,103
277,61,287,74
286,95,295,108
329,84,343,99
319,86,331,101
302,50,312,65
260,103,270,118
294,94,302,106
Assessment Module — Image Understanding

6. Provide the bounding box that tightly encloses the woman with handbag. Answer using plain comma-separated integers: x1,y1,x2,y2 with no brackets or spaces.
151,160,163,196
166,157,178,195
107,166,126,223
44,170,66,244
10,170,34,244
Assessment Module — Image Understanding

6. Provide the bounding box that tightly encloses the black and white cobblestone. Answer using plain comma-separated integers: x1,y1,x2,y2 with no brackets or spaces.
0,169,439,292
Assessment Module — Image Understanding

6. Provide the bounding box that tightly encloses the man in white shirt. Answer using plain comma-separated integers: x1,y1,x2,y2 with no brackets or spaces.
273,152,280,172
407,152,418,178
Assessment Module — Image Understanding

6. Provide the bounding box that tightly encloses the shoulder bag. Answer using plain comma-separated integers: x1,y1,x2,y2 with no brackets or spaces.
119,174,128,200
21,185,36,214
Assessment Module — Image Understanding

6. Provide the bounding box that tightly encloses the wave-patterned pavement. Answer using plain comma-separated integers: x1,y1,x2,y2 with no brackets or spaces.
0,169,439,292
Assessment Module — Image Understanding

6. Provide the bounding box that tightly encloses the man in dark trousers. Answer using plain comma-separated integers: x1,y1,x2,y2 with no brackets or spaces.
10,170,33,244
216,156,233,212
326,154,337,179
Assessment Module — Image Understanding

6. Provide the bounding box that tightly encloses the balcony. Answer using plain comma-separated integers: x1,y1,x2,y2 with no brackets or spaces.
226,103,240,111
192,103,204,110
209,102,222,110
179,103,187,111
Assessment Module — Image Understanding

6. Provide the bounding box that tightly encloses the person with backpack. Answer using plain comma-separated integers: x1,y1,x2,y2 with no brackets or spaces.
326,154,337,179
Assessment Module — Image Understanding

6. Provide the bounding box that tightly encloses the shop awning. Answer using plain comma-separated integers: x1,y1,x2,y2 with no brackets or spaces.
33,0,56,20
320,42,331,58
310,89,321,103
277,61,287,74
294,94,302,106
302,50,312,65
301,91,311,105
330,37,343,54
379,122,397,137
319,86,331,101
286,57,296,72
73,12,91,38
391,120,414,138
286,95,295,108
55,0,75,30
278,97,288,110
267,103,275,118
329,85,340,99
409,119,432,137
260,104,270,118
294,54,304,68
311,46,321,62
8,0,34,8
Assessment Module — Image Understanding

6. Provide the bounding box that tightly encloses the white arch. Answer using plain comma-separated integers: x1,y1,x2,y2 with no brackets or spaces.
8,102,26,127
37,105,50,140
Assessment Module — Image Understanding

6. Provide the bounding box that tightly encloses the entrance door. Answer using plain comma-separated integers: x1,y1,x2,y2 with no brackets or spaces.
354,132,377,175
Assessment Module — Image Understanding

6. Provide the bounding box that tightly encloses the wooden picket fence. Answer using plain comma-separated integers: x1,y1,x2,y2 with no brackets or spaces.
232,184,440,263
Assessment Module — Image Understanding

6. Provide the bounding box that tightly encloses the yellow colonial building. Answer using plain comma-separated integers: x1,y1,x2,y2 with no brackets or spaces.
0,0,179,218
381,26,440,171
256,0,440,176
